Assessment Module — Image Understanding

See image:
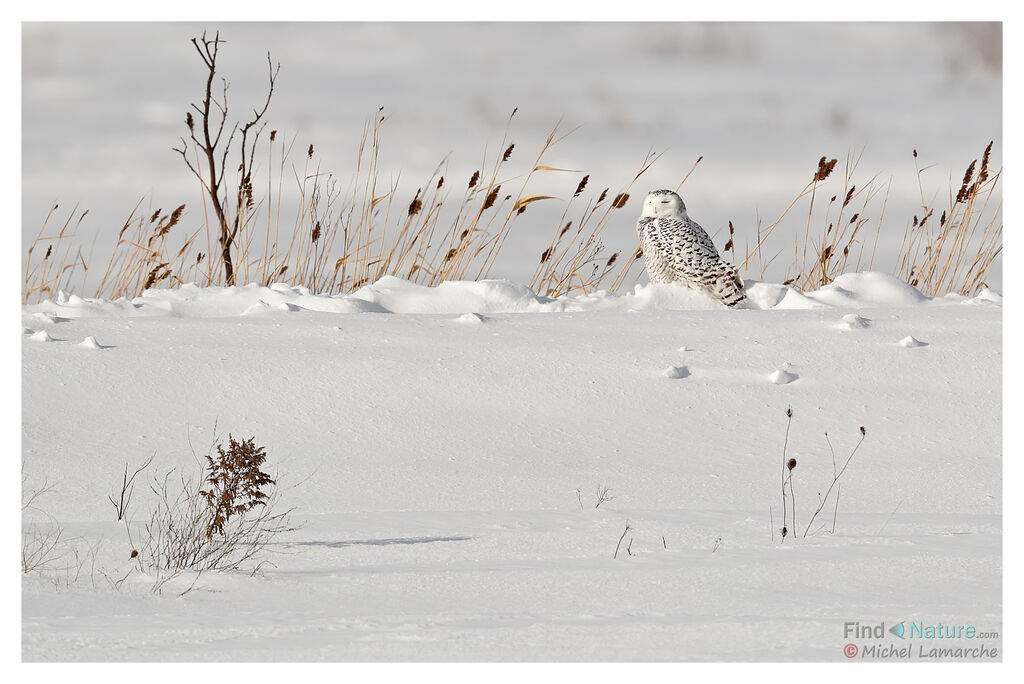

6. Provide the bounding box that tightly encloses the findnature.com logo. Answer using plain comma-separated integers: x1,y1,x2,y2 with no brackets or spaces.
841,621,1000,660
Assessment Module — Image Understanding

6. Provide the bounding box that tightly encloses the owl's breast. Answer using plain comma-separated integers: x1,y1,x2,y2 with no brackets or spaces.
638,228,679,283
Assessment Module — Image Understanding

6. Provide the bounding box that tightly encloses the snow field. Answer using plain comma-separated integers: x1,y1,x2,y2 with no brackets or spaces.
21,274,1001,661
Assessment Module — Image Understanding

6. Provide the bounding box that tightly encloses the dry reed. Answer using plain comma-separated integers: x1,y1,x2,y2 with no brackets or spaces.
22,123,1001,303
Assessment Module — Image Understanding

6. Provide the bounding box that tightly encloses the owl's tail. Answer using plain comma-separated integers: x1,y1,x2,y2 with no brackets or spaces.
706,264,746,308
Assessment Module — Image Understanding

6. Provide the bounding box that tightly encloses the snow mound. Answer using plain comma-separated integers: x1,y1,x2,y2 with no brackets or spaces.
664,365,690,379
898,335,929,348
33,311,67,324
240,299,272,316
744,281,824,310
833,314,871,331
975,288,1002,304
769,368,799,384
22,271,997,320
77,336,102,350
453,312,487,325
351,276,554,314
29,330,53,342
806,272,928,308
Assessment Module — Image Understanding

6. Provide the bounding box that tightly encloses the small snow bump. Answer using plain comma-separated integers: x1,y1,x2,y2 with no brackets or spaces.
77,336,102,350
454,312,487,325
833,314,871,330
29,330,53,343
240,300,271,316
974,288,1002,304
897,335,928,348
769,369,799,384
678,345,693,352
664,365,689,379
33,312,60,324
277,302,304,312
23,327,34,335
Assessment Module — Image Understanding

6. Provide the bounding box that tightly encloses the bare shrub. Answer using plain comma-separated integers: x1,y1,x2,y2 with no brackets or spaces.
127,435,294,576
594,485,615,509
173,31,279,286
108,452,155,521
22,468,65,574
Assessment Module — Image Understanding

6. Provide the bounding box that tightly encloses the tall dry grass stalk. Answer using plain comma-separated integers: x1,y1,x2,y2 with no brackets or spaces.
22,124,1001,304
895,142,1002,296
23,110,658,302
734,142,1000,296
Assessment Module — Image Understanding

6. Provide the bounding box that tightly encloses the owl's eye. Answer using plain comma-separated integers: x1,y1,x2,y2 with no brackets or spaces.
660,200,669,204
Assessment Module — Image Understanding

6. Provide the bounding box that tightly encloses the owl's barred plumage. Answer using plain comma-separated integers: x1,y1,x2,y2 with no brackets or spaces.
636,189,746,307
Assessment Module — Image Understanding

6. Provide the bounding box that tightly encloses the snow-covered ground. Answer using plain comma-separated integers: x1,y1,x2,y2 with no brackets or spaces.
21,273,1001,661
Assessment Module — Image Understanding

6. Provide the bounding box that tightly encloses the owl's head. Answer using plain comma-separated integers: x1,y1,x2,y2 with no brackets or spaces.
641,189,688,219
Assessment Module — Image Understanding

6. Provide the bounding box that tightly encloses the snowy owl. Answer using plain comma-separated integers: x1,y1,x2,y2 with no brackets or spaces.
636,189,746,307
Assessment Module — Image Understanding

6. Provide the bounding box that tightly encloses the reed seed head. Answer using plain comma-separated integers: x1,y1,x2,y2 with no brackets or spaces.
611,193,630,209
813,157,838,182
408,190,423,216
482,185,501,210
502,144,514,162
956,160,977,203
186,112,194,132
787,458,797,471
468,171,480,189
979,140,992,182
574,175,589,197
307,144,314,159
